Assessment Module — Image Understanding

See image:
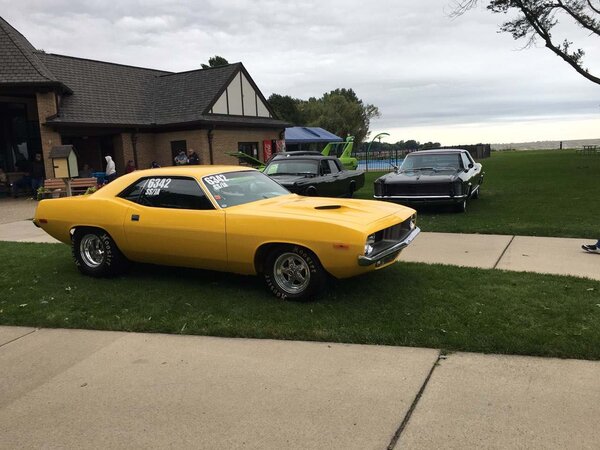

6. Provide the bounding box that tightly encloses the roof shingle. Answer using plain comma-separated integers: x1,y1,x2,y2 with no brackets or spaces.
0,17,286,129
0,16,57,84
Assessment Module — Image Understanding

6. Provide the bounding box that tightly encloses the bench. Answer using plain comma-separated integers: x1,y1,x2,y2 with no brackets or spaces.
42,177,98,198
70,177,98,195
577,145,599,156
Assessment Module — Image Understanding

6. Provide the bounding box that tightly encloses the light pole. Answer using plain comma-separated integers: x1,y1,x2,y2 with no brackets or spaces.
366,132,389,172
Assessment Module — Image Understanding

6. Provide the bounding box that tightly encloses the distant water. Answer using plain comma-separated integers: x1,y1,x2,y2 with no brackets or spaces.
492,138,600,151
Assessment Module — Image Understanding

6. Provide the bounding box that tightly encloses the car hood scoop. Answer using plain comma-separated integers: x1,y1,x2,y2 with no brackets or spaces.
245,195,413,226
314,205,342,210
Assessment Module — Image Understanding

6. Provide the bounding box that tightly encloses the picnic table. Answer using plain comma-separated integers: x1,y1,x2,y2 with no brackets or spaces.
576,145,599,156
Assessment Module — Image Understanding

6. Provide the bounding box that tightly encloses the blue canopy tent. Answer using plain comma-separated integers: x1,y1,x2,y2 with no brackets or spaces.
284,127,342,152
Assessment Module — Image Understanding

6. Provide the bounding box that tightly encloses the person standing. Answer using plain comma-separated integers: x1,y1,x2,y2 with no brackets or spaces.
31,153,45,193
125,160,136,174
187,149,200,165
174,151,188,166
582,240,600,254
105,155,116,183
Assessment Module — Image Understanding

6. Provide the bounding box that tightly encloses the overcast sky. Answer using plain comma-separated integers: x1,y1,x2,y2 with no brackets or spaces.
2,0,598,144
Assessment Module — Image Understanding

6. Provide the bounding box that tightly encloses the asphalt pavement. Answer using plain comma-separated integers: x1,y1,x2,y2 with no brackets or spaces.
1,327,599,449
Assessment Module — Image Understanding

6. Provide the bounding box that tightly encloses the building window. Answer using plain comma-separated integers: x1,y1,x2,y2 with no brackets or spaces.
170,140,187,165
238,142,259,162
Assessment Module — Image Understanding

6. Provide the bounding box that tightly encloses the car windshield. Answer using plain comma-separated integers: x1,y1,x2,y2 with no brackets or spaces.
202,171,290,208
400,154,462,171
265,159,319,176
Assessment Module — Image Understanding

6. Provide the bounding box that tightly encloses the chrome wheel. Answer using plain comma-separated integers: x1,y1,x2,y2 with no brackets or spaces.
79,234,105,268
273,252,310,294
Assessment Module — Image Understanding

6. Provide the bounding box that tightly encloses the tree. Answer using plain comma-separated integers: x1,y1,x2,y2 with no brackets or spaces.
452,0,600,85
300,89,380,144
201,55,229,69
267,89,380,143
267,94,306,125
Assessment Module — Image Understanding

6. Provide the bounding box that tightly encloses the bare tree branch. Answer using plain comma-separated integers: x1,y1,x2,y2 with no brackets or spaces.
450,0,600,85
556,0,600,37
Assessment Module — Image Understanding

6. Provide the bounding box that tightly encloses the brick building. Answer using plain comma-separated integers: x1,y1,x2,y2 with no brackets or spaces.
0,17,287,179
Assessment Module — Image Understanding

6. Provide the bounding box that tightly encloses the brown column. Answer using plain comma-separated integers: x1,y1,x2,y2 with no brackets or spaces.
35,92,62,178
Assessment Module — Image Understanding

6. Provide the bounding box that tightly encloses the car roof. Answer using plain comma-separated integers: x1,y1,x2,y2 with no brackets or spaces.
408,149,467,155
93,165,257,198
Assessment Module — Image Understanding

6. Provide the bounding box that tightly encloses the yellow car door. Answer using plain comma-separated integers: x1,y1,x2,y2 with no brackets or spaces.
120,176,227,271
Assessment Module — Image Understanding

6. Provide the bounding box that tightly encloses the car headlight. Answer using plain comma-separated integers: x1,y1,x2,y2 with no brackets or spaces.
410,214,416,230
364,234,376,255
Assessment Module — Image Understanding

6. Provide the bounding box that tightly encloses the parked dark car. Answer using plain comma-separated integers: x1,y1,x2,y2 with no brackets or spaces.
264,152,365,198
373,149,484,212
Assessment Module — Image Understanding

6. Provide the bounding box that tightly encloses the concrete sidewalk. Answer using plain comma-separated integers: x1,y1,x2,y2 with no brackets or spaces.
1,219,599,280
1,327,599,449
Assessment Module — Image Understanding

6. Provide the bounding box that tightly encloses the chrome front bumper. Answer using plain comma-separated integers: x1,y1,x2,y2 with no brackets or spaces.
374,195,468,201
358,227,421,266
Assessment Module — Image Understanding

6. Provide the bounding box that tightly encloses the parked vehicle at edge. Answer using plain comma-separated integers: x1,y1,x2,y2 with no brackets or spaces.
34,166,419,301
373,149,484,212
264,152,365,198
321,136,359,170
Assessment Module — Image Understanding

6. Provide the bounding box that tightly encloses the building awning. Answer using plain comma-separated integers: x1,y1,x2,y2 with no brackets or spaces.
285,127,342,144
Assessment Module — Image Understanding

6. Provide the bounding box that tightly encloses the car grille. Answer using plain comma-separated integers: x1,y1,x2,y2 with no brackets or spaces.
382,183,452,196
372,218,414,253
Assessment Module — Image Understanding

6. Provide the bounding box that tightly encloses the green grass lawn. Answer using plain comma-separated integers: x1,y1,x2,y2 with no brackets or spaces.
2,241,599,360
355,150,600,238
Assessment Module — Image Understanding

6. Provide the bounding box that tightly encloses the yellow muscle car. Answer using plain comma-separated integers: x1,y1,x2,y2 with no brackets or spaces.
34,166,420,301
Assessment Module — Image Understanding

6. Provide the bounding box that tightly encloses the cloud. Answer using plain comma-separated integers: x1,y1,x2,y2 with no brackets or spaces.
1,0,598,143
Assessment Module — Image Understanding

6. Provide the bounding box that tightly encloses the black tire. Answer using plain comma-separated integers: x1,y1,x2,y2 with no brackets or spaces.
72,228,129,277
348,181,356,198
263,245,326,301
454,199,467,213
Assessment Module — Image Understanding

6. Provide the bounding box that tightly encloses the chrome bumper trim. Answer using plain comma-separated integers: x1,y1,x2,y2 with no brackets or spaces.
358,227,421,266
374,195,468,200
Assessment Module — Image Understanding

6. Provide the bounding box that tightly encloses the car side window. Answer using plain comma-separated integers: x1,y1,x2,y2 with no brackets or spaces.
120,177,214,210
320,160,331,175
327,160,340,174
460,153,471,170
119,179,147,203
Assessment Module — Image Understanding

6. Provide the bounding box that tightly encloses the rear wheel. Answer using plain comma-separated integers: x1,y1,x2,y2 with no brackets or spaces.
263,246,326,301
72,228,129,277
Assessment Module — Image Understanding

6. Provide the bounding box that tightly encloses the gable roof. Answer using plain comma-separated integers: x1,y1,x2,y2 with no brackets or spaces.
0,16,286,129
39,53,170,125
0,16,68,90
153,64,239,125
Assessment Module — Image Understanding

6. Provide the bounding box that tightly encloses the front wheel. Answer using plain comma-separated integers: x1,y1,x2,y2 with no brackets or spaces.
454,199,467,213
348,181,356,198
263,246,326,301
72,228,129,277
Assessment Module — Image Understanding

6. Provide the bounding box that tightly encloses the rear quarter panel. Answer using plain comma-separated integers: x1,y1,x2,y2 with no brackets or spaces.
35,197,128,246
